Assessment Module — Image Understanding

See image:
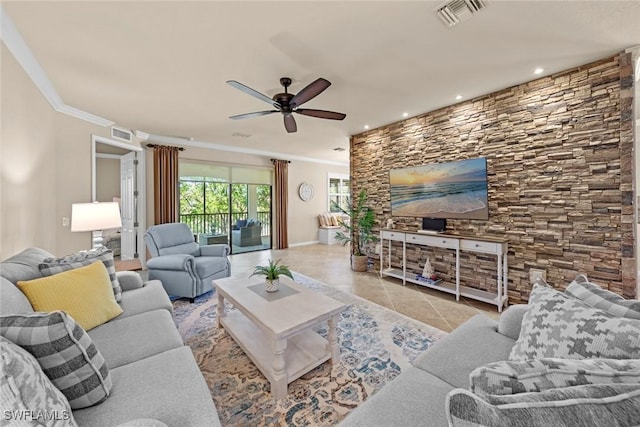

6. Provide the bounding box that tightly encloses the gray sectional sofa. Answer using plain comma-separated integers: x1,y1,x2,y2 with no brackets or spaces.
339,307,526,426
0,248,221,427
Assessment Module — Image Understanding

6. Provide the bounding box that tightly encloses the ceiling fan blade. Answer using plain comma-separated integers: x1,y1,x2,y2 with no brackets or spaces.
284,114,297,133
226,80,281,108
296,109,346,120
229,110,278,120
289,78,331,108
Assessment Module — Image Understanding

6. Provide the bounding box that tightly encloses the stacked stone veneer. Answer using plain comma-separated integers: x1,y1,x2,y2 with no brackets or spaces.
352,53,636,304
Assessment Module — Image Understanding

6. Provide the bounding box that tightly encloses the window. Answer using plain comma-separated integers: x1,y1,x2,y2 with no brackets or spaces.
328,174,350,213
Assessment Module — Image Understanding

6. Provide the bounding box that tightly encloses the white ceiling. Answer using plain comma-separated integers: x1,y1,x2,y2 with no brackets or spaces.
3,1,640,165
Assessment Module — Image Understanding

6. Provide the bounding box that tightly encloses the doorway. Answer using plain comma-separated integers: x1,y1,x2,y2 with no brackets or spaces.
91,135,146,265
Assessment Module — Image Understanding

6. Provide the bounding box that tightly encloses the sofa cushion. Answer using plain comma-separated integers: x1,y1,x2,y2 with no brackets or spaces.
338,366,455,427
117,280,173,319
470,358,640,396
0,277,33,315
72,346,221,427
0,247,54,284
413,314,514,388
39,246,122,302
1,335,78,427
447,384,640,427
565,275,640,320
509,283,640,361
17,261,123,331
0,311,112,409
88,309,183,369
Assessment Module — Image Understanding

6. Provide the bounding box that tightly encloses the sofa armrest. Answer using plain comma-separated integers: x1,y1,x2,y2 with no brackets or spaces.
146,254,194,271
200,244,230,257
497,304,528,340
116,271,144,291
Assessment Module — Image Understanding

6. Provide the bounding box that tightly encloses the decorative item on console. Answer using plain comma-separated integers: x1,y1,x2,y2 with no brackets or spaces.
386,218,395,229
416,258,441,285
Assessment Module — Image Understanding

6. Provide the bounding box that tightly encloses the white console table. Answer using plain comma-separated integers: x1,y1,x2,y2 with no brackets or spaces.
379,229,509,312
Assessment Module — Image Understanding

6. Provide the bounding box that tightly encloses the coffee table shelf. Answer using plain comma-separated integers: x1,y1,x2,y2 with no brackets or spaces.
222,310,331,384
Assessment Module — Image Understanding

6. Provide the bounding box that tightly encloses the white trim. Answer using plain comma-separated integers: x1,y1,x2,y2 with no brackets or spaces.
146,134,348,167
96,153,122,160
0,6,113,127
289,240,320,247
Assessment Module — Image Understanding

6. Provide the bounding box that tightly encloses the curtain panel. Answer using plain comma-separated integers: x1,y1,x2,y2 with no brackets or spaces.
152,145,181,224
272,159,289,249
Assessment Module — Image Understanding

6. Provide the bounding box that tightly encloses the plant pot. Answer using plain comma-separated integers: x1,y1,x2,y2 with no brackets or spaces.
264,278,280,292
351,255,369,272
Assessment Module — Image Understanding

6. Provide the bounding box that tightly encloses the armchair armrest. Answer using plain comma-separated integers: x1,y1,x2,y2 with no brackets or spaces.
497,304,528,340
146,254,195,271
200,244,230,257
115,271,144,291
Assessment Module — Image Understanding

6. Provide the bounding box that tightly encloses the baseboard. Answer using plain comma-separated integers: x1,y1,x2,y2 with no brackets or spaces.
289,240,320,248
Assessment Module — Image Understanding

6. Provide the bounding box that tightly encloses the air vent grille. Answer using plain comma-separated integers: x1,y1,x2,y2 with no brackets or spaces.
111,126,133,142
435,0,489,28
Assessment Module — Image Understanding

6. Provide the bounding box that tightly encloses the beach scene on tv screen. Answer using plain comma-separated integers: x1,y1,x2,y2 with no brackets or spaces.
390,158,489,220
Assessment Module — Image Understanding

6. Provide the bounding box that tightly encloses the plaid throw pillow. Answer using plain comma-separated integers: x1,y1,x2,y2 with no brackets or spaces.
39,247,122,302
509,284,640,361
0,311,112,409
470,358,640,396
447,384,640,427
1,336,78,427
565,275,640,320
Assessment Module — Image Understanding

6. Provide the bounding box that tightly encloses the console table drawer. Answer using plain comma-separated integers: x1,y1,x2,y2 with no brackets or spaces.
381,231,405,242
407,233,458,249
460,239,500,254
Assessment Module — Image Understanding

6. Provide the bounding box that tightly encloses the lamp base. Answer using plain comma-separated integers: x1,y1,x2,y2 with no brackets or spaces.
92,230,105,249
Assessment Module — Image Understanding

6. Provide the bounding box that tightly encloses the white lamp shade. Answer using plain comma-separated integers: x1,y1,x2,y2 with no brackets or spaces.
71,202,122,232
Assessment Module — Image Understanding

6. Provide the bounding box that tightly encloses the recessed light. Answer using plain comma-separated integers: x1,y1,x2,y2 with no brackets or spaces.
455,95,463,100
534,68,544,75
364,125,370,130
402,112,409,117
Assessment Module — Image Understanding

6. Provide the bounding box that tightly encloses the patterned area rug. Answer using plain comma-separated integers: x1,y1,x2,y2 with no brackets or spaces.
173,272,447,426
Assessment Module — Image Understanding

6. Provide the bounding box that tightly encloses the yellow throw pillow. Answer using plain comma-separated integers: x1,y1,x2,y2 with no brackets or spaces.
17,261,123,331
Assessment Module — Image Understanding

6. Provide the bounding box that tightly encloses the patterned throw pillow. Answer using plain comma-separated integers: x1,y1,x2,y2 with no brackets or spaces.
509,283,640,361
447,384,640,427
0,311,112,409
0,336,78,427
39,246,122,302
565,275,640,320
470,358,640,396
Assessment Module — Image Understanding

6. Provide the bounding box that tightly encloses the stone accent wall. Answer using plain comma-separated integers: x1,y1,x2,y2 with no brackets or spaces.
351,53,636,304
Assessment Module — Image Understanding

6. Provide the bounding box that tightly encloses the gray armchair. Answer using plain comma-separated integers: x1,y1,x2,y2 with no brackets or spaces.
144,223,231,302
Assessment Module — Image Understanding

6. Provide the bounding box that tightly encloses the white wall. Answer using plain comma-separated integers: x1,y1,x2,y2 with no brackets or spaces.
96,157,120,203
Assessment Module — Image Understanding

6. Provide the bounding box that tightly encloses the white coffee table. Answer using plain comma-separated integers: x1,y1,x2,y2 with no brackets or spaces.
213,275,347,400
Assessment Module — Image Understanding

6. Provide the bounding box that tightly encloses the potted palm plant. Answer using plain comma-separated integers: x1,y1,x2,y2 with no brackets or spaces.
334,189,378,272
250,258,294,292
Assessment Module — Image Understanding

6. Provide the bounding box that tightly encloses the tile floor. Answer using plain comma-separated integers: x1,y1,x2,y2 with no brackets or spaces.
229,243,501,333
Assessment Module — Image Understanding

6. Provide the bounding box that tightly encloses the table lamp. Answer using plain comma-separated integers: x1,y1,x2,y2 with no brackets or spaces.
71,202,122,249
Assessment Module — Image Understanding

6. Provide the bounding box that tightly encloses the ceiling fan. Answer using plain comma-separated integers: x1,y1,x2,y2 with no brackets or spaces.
226,77,346,133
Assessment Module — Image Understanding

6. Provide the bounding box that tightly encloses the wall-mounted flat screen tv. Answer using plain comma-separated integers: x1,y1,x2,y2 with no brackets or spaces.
389,157,489,220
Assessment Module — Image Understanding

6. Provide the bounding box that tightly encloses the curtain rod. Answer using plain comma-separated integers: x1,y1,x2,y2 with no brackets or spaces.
145,143,185,151
270,158,291,163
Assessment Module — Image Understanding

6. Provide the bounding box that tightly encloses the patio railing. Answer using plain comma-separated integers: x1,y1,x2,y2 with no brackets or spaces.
179,211,271,236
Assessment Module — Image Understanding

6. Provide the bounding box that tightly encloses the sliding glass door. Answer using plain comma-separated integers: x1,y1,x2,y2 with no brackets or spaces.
178,161,272,254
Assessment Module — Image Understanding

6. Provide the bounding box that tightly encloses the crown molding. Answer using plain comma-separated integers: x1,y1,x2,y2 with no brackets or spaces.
1,6,113,127
144,134,348,167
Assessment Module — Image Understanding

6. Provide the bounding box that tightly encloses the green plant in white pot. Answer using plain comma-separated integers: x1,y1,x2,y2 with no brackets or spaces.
250,258,294,292
334,189,378,272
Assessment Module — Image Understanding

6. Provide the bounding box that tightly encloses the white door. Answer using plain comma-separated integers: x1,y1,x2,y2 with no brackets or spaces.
120,152,137,260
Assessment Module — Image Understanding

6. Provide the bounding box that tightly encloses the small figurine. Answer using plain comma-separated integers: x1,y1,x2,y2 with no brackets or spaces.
422,258,437,280
386,218,395,229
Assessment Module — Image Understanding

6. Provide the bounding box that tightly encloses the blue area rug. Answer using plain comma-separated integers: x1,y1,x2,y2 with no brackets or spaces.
173,272,447,426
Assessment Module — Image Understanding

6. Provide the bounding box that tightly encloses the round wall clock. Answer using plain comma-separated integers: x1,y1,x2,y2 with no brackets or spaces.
298,182,314,201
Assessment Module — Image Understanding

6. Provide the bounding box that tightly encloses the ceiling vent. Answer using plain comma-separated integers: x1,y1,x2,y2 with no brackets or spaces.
111,126,133,143
435,0,489,28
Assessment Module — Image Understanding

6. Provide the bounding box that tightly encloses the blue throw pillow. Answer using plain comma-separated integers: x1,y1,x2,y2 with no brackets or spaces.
236,219,247,228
